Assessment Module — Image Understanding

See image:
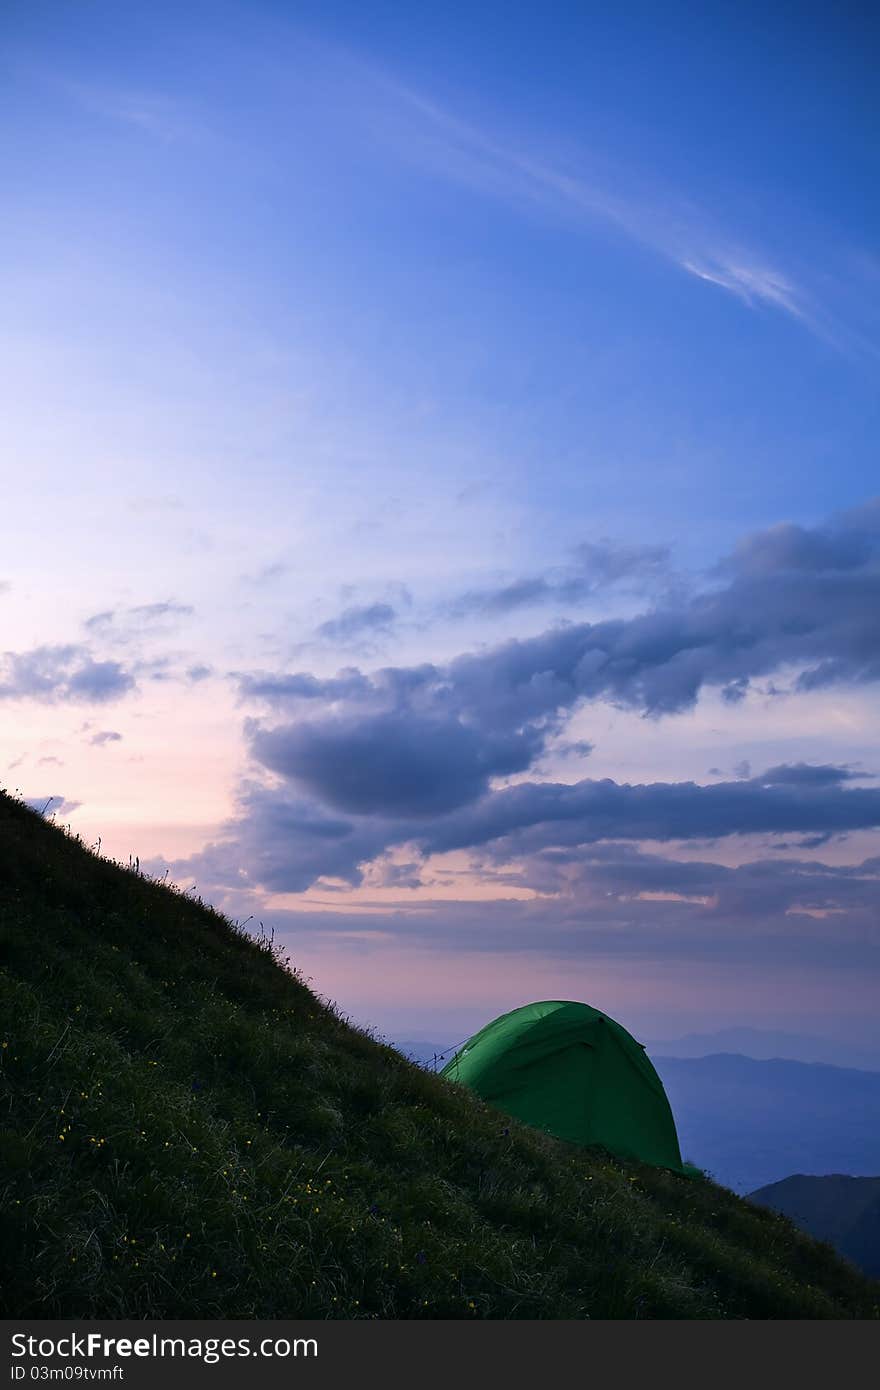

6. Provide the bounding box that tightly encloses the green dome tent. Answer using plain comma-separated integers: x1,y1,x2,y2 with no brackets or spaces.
440,1000,685,1173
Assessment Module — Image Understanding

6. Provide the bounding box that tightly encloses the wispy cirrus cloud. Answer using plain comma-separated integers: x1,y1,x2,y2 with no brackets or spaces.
84,601,194,644
352,64,825,335
48,35,865,349
63,81,213,146
680,257,806,319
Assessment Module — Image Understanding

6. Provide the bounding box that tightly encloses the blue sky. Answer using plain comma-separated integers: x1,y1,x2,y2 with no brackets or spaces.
2,0,879,1047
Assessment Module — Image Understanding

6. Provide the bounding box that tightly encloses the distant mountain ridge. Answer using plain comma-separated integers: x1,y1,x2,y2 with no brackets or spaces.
654,1054,880,1193
643,1027,880,1073
748,1175,880,1278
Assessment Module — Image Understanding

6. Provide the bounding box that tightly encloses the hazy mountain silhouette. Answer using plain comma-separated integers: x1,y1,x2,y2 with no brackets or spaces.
643,1027,880,1072
654,1054,880,1193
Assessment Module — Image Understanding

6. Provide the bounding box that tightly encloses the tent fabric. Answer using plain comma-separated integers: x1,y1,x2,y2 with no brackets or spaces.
440,999,685,1172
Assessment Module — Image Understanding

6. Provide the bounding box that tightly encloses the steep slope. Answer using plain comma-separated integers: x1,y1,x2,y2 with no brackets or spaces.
748,1176,880,1279
1,792,877,1319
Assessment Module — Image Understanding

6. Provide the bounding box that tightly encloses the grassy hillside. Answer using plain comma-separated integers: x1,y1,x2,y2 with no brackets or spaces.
1,791,878,1319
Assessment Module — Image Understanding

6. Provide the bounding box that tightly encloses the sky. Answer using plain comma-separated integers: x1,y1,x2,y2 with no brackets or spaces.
3,0,879,1051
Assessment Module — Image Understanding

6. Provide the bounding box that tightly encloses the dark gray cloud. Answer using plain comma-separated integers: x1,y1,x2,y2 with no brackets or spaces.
315,602,397,643
250,710,541,816
418,766,880,860
161,762,880,897
210,501,880,895
157,782,390,893
751,762,872,787
0,645,135,703
239,505,880,820
719,506,880,579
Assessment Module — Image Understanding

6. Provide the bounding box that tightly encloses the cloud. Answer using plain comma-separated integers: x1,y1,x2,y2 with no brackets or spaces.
419,767,880,862
315,602,397,643
350,60,826,336
84,601,193,644
250,710,541,817
448,539,676,618
161,761,880,898
0,645,135,703
89,730,122,747
238,668,373,704
66,82,212,146
679,257,806,321
240,562,288,587
23,794,81,818
164,835,880,982
719,505,880,578
203,501,880,893
751,762,872,788
157,782,391,894
238,502,880,809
